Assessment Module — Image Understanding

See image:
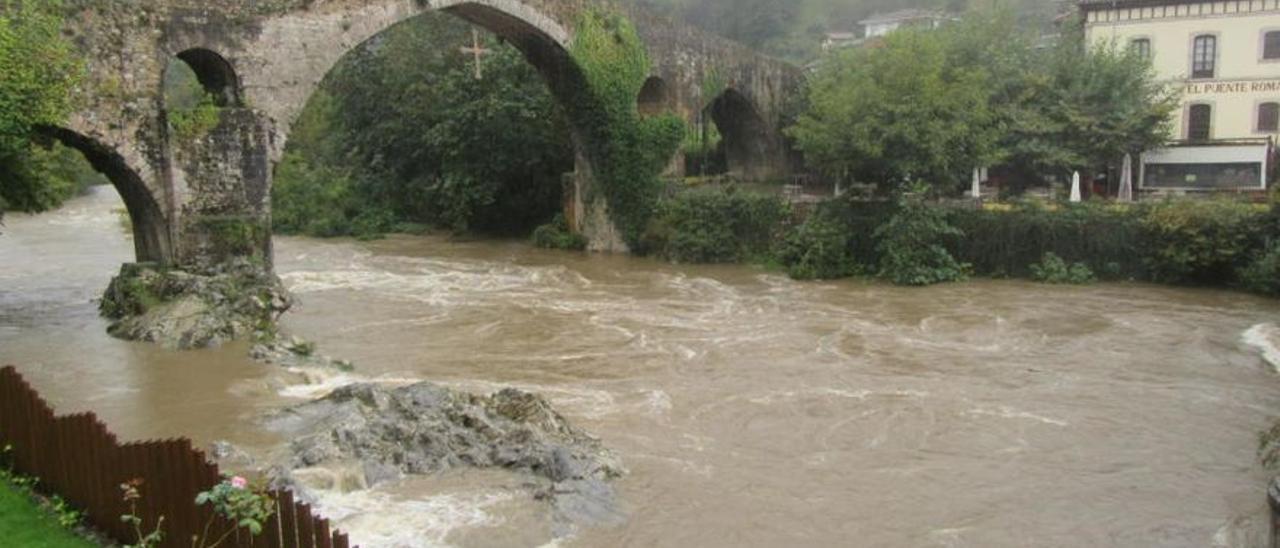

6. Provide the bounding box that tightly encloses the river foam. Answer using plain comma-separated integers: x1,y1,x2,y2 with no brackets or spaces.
1243,323,1280,372
277,367,419,399
309,486,516,547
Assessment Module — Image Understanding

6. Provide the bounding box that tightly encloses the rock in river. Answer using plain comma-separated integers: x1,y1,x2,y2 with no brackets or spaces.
99,260,291,349
262,382,627,532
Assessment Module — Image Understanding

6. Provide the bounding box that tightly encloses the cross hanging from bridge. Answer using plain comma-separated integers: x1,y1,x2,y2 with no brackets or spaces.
459,28,490,80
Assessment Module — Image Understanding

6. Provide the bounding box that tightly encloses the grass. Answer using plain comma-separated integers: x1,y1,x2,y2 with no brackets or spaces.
0,481,95,548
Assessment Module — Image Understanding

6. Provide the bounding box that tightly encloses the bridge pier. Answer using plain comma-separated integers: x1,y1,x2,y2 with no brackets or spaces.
166,108,274,271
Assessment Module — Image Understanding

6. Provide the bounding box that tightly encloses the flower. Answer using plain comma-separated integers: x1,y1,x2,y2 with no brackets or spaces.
120,478,144,502
230,476,248,490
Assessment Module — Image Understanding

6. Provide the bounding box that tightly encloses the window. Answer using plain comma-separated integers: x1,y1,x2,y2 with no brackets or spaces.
1130,38,1151,59
1192,35,1216,78
1145,163,1263,188
1259,102,1280,132
1265,31,1280,59
1188,104,1212,140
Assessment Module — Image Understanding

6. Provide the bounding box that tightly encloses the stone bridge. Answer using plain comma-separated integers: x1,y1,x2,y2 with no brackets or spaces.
52,0,803,267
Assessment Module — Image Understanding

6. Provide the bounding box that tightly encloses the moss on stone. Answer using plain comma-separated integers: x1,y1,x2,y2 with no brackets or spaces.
197,214,265,259
168,94,222,141
567,7,685,248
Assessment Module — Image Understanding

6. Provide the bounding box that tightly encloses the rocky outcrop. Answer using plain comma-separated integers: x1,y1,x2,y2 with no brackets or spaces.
99,260,291,349
262,382,626,530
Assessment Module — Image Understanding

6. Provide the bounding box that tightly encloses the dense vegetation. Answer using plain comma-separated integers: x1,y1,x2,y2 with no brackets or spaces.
274,9,687,247
789,10,1177,195
272,13,574,239
774,196,1280,293
639,186,790,263
563,8,686,247
873,186,970,285
0,0,101,219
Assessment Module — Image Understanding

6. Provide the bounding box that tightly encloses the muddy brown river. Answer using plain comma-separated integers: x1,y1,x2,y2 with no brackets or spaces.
3,187,1280,547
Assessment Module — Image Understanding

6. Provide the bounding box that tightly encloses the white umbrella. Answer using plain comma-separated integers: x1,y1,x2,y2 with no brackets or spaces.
1070,171,1082,203
1118,154,1134,202
971,168,981,199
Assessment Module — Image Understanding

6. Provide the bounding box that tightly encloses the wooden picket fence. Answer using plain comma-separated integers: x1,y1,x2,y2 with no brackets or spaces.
0,365,355,548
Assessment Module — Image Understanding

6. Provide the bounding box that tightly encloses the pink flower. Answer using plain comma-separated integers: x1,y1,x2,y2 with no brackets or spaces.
230,476,248,489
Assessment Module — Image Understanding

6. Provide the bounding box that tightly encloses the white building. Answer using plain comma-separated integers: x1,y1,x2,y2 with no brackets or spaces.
859,9,951,39
1082,0,1276,193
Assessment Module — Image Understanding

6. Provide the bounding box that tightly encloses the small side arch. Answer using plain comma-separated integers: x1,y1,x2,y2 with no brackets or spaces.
41,127,173,264
637,76,671,116
172,48,242,107
706,88,781,181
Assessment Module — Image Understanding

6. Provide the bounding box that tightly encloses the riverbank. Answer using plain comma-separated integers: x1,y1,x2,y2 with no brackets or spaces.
627,187,1280,296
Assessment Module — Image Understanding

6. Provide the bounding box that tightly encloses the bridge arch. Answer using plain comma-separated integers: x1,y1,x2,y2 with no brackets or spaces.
637,76,671,116
262,0,594,163
705,88,781,182
172,48,242,107
41,127,172,264
250,0,605,251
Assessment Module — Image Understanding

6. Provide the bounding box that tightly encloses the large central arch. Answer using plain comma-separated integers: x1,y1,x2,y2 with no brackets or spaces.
705,88,784,182
235,0,609,252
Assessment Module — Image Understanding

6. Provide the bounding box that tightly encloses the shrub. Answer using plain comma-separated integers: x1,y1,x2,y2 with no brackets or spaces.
194,476,274,542
1238,241,1280,296
350,209,396,241
1140,199,1265,284
532,214,587,251
778,210,861,280
875,187,969,286
650,187,789,263
168,94,221,141
1029,252,1096,284
271,153,359,237
947,201,1144,280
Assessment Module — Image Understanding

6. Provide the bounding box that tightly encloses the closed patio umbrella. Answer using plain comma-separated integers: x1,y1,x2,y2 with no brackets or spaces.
1118,154,1134,202
1070,171,1082,203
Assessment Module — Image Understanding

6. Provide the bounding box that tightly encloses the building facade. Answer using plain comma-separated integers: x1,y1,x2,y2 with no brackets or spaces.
1081,0,1277,192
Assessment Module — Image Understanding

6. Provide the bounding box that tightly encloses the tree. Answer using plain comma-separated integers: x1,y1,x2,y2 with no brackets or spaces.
0,0,86,214
787,26,998,193
1037,27,1177,172
788,8,1177,194
272,13,573,238
944,10,1176,185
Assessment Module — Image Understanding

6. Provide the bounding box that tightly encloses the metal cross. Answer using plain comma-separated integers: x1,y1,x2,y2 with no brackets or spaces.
459,28,490,80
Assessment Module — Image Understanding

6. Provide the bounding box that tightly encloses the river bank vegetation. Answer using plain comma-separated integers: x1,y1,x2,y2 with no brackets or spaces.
638,186,1279,295
0,0,102,219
